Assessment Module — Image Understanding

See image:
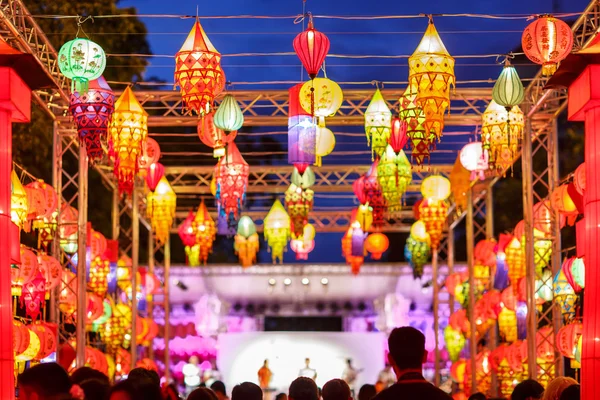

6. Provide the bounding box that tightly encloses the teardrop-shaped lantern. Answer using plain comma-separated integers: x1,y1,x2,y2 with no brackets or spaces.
145,163,165,192
293,17,330,79
214,94,244,133
492,60,525,110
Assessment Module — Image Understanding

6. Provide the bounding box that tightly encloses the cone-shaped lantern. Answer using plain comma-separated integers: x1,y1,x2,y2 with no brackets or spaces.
198,111,237,158
399,85,433,166
481,101,524,175
193,201,216,265
377,145,402,215
109,87,148,194
69,76,114,161
215,141,249,220
234,216,258,267
285,183,314,237
408,20,455,142
214,94,244,133
293,17,330,79
146,177,176,244
264,200,291,264
175,18,225,113
178,210,196,247
365,89,392,159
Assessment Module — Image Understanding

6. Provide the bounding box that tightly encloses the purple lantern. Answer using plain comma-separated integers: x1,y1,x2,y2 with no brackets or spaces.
516,301,527,340
288,84,316,167
351,224,365,257
69,76,114,161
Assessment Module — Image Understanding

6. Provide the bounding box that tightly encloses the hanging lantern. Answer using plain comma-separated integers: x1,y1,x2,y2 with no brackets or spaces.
522,15,573,76
11,246,38,296
214,94,244,133
419,198,448,249
299,78,343,122
11,170,28,229
146,177,176,244
89,255,110,297
108,87,148,194
389,116,408,152
460,142,488,181
571,257,585,290
69,76,114,161
505,236,525,286
481,101,524,176
365,89,392,159
408,20,455,142
198,111,237,157
291,166,316,189
290,237,315,260
551,184,578,225
350,222,366,257
315,124,336,166
535,270,554,304
58,38,106,94
29,323,57,361
236,216,256,239
288,83,317,168
421,174,451,201
215,142,249,220
193,201,216,266
474,239,497,267
293,16,330,79
342,227,364,275
377,145,401,215
450,309,470,336
24,185,45,230
15,327,41,362
37,253,62,292
145,162,165,193
234,232,259,268
450,158,470,212
405,234,431,278
264,200,291,264
556,322,583,360
352,205,373,232
285,183,314,237
137,137,161,174
553,269,577,322
175,18,225,112
498,307,518,343
399,85,432,166
492,60,525,109
573,163,586,195
22,271,46,321
178,210,196,247
444,326,466,362
365,233,389,260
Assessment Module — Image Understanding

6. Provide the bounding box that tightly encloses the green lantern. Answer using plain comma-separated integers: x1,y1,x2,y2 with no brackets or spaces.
396,149,412,197
291,166,315,189
377,145,401,214
405,234,430,279
58,38,106,94
214,94,244,132
237,215,256,239
444,325,465,362
492,59,524,110
365,88,392,159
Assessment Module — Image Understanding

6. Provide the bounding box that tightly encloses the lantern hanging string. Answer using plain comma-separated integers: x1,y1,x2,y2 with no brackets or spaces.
75,15,94,39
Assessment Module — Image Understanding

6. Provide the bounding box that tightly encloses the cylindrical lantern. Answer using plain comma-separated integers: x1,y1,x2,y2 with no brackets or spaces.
58,38,106,94
293,17,330,79
521,15,574,76
421,175,451,201
288,83,317,167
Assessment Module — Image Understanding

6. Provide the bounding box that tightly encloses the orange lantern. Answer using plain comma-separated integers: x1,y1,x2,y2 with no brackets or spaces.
215,142,249,219
574,163,585,195
13,319,30,357
522,15,573,76
365,233,389,260
450,158,470,212
450,359,466,385
505,236,525,286
194,200,216,265
536,326,555,362
474,239,497,267
501,286,517,311
137,137,161,174
89,255,110,297
419,198,448,249
175,18,225,113
11,246,38,296
551,184,578,225
143,319,159,345
29,323,57,361
342,227,364,275
449,309,470,335
198,111,237,157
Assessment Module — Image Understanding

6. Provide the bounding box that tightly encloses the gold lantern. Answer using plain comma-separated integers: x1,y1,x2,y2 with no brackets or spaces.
146,177,176,244
193,201,216,265
399,85,433,166
450,158,470,212
11,170,28,229
365,88,392,159
498,307,518,343
408,19,455,142
315,124,336,166
109,87,148,194
299,77,343,125
506,237,525,286
377,145,412,216
234,233,259,268
481,101,524,176
419,198,448,249
263,200,291,264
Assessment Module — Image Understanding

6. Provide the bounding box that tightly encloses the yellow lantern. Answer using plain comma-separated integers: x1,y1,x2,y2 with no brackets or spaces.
263,200,291,264
506,237,525,286
481,100,524,176
109,87,149,194
234,232,259,268
408,20,455,142
399,85,433,166
498,307,518,343
146,177,176,244
185,244,201,267
410,221,429,242
365,88,392,159
421,174,451,201
445,325,466,362
193,201,216,265
299,77,343,123
354,204,373,232
303,223,316,241
11,170,28,228
315,124,336,166
450,158,470,212
377,145,401,215
15,328,41,362
419,198,448,249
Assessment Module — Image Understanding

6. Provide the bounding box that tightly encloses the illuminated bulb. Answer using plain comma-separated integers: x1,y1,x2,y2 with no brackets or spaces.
302,278,310,286
214,147,226,158
283,278,292,286
321,278,329,285
124,334,131,341
274,221,281,228
268,278,276,286
199,225,206,232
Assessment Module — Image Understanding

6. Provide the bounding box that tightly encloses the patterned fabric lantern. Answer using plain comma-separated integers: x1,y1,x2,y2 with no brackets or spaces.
69,76,114,161
288,83,317,168
408,20,455,142
492,59,525,110
146,177,176,244
193,201,216,265
299,78,343,122
450,158,470,212
89,255,109,297
554,269,577,322
108,87,148,194
175,18,225,113
399,85,432,165
481,101,524,176
365,89,392,159
419,174,450,249
37,253,62,292
178,211,196,247
198,111,237,158
460,142,488,181
365,233,389,260
215,142,249,220
285,184,314,237
214,94,244,133
293,16,330,79
11,246,38,296
405,234,431,278
264,200,291,264
377,145,402,215
11,170,28,229
522,15,573,76
22,271,46,321
444,326,466,362
58,38,106,94
137,137,161,174
290,237,315,260
353,161,386,230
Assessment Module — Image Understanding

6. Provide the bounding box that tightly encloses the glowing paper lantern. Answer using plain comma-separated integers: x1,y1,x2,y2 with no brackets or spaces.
175,18,225,112
460,142,488,181
237,216,256,239
291,166,315,189
450,158,470,212
377,145,402,214
146,177,176,244
69,76,114,161
145,162,165,193
198,111,237,157
421,175,451,201
365,233,389,260
571,257,585,289
29,323,57,361
108,87,148,194
315,124,336,166
411,220,429,242
11,246,38,296
481,101,524,175
522,15,573,76
299,78,343,121
89,255,109,297
293,17,330,79
137,138,161,175
365,89,392,159
408,20,455,142
352,205,373,232
492,60,525,109
58,38,106,94
342,227,364,275
535,270,554,304
554,269,577,322
264,200,291,264
214,94,244,132
445,326,466,362
215,141,249,220
22,271,46,321
15,327,41,362
399,85,432,165
419,198,447,249
37,253,62,292
11,170,28,228
178,210,196,248
285,183,314,237
405,234,431,278
290,237,315,260
288,83,317,168
193,201,216,265
556,322,583,359
573,163,585,195
234,232,259,268
505,237,525,286
498,307,518,343
551,184,578,225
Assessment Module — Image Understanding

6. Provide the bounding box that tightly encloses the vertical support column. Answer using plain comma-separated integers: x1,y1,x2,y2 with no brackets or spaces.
76,145,88,367
147,229,155,361
112,188,119,240
447,225,455,315
50,121,62,325
164,233,171,381
432,248,440,386
466,187,477,393
131,187,139,365
522,106,537,378
486,187,498,398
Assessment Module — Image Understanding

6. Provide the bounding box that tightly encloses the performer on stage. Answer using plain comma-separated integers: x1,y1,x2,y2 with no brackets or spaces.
298,358,317,381
202,361,222,387
342,358,362,394
258,359,273,389
183,356,201,395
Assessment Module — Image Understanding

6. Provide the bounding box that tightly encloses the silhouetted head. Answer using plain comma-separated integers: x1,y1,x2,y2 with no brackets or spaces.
289,377,319,400
322,379,351,400
387,326,427,372
232,382,262,400
18,362,72,400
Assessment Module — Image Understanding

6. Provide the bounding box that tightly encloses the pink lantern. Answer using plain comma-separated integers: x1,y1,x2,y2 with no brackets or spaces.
22,271,46,321
12,246,38,296
138,137,161,171
290,238,315,260
460,142,488,181
37,253,62,291
178,210,196,247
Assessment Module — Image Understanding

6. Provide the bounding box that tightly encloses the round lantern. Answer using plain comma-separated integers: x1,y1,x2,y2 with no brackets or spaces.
315,125,336,166
175,18,225,113
410,220,429,242
214,94,244,133
492,60,525,109
58,38,106,94
551,184,578,225
522,15,574,76
11,246,38,296
29,323,57,361
237,216,257,239
574,163,585,195
571,257,585,289
15,327,41,362
138,137,161,172
290,237,315,260
421,175,451,201
459,142,488,181
556,322,582,359
37,253,62,291
13,320,31,358
293,17,330,79
365,233,389,260
299,78,343,120
365,88,392,159
198,111,237,157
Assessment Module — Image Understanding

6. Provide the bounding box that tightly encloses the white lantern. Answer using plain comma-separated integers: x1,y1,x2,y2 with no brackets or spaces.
459,142,488,181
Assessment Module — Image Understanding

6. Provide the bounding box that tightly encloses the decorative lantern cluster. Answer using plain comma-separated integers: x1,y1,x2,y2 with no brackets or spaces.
263,200,291,263
215,142,249,223
234,216,259,267
285,166,315,237
146,177,177,244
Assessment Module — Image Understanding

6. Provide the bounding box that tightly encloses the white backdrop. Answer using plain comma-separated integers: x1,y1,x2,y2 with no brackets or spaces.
217,332,387,394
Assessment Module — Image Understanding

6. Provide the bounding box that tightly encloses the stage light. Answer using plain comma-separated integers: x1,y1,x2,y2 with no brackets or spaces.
302,278,310,286
268,278,277,286
320,277,329,286
284,278,292,286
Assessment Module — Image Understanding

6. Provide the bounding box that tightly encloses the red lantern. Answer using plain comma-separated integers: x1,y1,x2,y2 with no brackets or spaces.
175,18,225,112
536,326,555,362
353,176,368,205
37,253,62,291
506,341,524,372
522,15,573,76
556,322,582,359
11,246,38,296
116,347,132,376
449,309,470,335
10,221,20,265
13,320,30,357
574,162,585,195
293,17,330,79
69,76,114,161
22,271,46,321
198,111,237,158
215,142,249,219
178,210,197,247
145,163,165,192
501,287,517,311
365,233,389,260
474,239,497,267
490,344,509,372
29,323,57,361
388,117,408,152
86,293,105,324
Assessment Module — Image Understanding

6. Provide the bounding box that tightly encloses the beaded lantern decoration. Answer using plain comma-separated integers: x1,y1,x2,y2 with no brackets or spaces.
175,18,225,113
215,142,249,221
58,38,106,94
408,19,455,143
399,85,433,166
264,200,291,264
285,183,314,237
108,87,148,194
365,88,392,159
481,100,524,175
69,76,114,161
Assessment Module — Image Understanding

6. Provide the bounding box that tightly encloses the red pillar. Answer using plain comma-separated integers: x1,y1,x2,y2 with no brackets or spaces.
568,65,600,400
